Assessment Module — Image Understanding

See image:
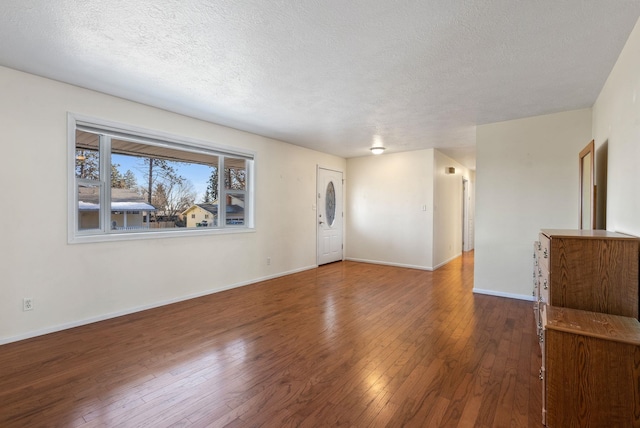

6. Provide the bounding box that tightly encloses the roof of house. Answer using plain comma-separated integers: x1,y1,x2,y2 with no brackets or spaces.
197,203,217,215
182,203,216,216
182,202,244,216
78,187,156,211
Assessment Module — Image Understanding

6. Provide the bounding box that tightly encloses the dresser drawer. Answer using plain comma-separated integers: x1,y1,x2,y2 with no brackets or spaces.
533,229,640,426
543,306,640,427
539,229,640,318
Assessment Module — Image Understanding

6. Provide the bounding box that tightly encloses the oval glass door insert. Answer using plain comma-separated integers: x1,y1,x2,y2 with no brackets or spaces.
326,181,336,226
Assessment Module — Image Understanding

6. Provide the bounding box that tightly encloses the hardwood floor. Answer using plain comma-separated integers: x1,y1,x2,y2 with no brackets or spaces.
0,253,542,427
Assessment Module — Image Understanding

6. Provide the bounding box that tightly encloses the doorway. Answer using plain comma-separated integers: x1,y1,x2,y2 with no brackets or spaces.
317,167,343,265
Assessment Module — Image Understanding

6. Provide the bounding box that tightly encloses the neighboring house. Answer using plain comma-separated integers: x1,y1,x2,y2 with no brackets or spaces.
78,187,157,230
182,203,217,228
182,196,245,228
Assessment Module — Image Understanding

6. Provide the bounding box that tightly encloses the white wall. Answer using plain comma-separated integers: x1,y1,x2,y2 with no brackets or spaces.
0,66,345,344
474,109,592,300
466,170,476,251
346,150,435,269
345,149,472,270
592,17,640,236
433,150,472,268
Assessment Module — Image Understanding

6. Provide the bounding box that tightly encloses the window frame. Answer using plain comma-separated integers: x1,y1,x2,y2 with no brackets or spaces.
68,113,255,244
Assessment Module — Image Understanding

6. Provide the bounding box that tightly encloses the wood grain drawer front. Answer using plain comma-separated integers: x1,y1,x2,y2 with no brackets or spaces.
538,229,640,319
548,236,639,318
535,230,640,427
544,306,640,427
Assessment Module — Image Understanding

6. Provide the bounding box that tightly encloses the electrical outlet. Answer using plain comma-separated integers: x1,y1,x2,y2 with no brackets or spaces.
23,298,33,311
267,257,271,265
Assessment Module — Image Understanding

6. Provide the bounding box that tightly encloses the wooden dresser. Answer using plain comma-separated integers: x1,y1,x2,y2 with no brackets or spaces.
533,229,639,327
541,305,640,427
533,229,640,426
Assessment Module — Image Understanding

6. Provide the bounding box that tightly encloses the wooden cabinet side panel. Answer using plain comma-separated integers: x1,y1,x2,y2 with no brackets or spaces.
549,238,639,318
545,330,640,427
538,234,550,271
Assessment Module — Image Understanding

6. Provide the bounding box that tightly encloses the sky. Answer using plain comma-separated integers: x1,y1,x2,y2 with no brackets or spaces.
112,153,213,203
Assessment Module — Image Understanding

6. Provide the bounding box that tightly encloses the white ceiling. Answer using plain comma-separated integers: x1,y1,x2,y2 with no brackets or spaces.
2,1,640,169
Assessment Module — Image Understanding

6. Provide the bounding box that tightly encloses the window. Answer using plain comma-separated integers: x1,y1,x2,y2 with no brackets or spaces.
69,114,255,243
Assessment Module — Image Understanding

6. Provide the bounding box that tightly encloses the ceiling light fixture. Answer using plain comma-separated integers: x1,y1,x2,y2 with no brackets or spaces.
370,134,386,155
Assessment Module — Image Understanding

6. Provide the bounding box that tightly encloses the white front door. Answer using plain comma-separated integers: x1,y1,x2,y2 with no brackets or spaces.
317,167,343,265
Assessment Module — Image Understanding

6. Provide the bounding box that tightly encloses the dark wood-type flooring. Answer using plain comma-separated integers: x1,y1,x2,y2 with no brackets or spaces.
0,252,542,427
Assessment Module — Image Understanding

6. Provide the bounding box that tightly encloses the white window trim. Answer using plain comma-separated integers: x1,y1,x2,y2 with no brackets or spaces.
68,113,256,244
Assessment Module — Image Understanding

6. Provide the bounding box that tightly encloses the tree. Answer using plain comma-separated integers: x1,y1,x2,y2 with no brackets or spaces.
152,180,196,221
75,149,99,180
204,166,219,202
151,183,168,212
203,163,245,203
225,166,246,190
111,163,125,188
138,158,196,222
122,170,137,189
139,158,183,204
77,154,137,191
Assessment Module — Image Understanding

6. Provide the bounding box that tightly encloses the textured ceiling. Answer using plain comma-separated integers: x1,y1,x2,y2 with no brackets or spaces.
2,1,640,169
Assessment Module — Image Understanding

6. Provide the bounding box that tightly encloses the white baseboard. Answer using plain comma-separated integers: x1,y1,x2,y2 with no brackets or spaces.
472,288,535,301
0,265,317,346
345,257,434,271
433,253,461,270
345,253,464,271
